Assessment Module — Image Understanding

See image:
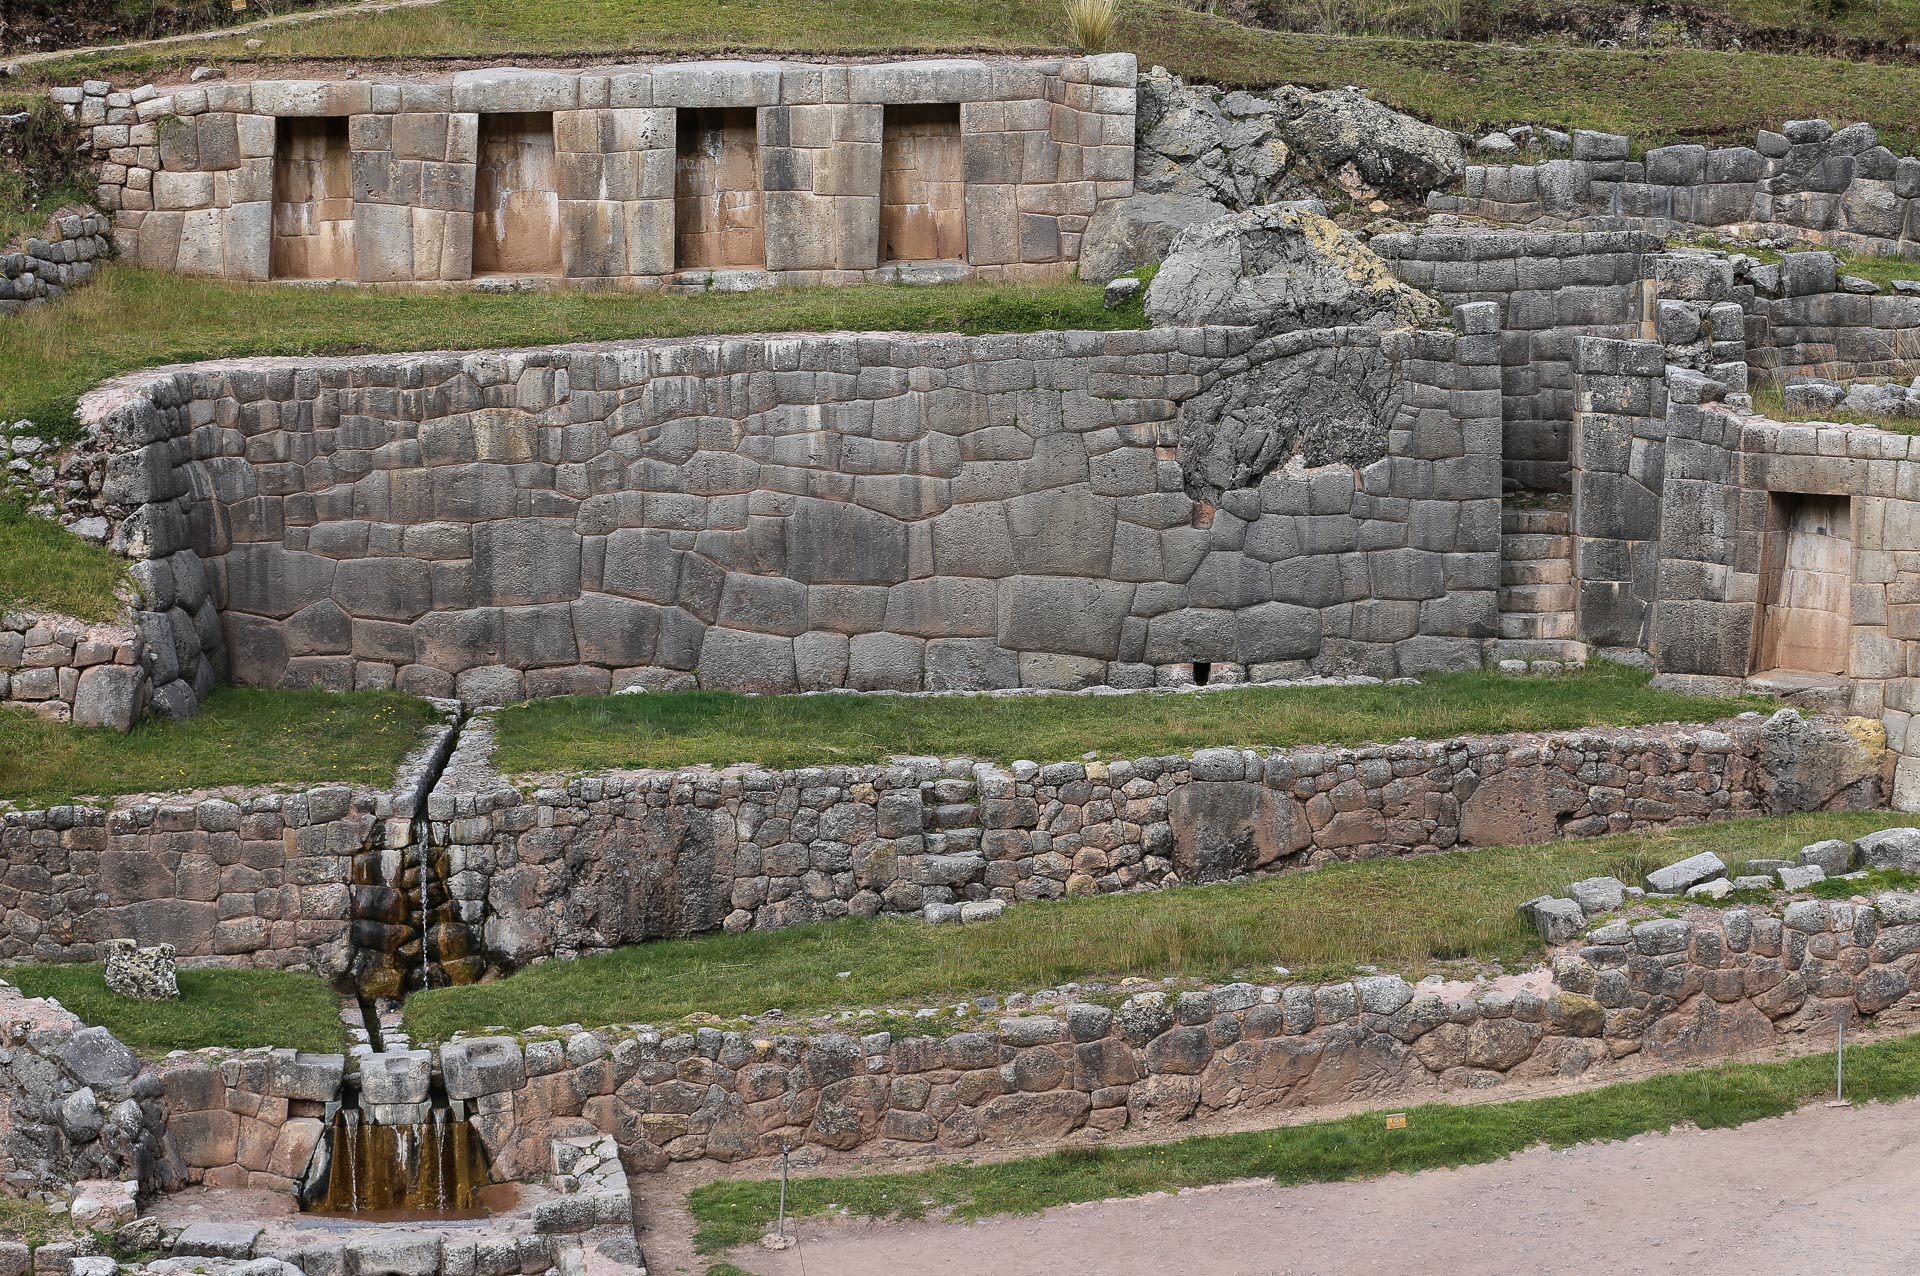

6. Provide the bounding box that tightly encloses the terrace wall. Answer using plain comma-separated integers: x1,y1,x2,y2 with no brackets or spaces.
60,321,1506,704
426,711,1881,971
1,608,149,729
56,57,1136,288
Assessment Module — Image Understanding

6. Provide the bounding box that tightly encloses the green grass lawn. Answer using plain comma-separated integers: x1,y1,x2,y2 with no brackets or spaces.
5,963,348,1055
686,1022,1920,1251
491,662,1767,775
0,494,130,621
399,810,1913,1042
30,0,1920,154
0,686,440,808
1,266,1137,445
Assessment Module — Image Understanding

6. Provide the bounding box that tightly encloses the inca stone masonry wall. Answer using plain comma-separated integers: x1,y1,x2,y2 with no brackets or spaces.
425,709,1880,971
0,208,112,313
1429,119,1920,261
58,56,1136,287
1,609,150,729
65,321,1506,704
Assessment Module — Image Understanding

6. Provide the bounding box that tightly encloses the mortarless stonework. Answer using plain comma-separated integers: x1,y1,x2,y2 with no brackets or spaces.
65,321,1507,704
426,710,1881,970
56,57,1138,288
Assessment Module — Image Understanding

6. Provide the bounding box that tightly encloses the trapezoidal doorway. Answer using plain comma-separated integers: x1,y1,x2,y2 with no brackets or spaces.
675,108,764,270
271,117,357,280
1756,492,1853,677
473,112,562,276
880,104,965,263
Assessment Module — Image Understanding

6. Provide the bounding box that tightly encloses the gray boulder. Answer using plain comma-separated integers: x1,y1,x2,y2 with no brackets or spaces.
1645,852,1726,893
1776,864,1827,891
1145,205,1440,332
1761,709,1882,813
1080,192,1231,284
1856,827,1920,872
1520,895,1585,943
1134,68,1302,209
1277,86,1466,196
1798,839,1854,875
1569,876,1626,916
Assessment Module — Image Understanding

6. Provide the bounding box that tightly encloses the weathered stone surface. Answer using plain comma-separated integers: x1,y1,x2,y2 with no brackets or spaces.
1646,853,1726,893
1079,192,1229,285
103,939,178,1001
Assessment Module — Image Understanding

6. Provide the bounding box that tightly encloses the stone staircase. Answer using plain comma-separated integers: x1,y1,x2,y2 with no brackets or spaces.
1488,500,1588,666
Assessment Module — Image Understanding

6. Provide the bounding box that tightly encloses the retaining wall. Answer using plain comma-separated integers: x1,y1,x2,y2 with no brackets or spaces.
59,321,1505,703
1428,120,1920,261
427,709,1882,971
1,609,149,729
0,208,112,313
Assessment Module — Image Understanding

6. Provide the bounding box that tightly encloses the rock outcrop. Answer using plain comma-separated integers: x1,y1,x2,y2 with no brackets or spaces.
1078,191,1233,284
1144,205,1441,331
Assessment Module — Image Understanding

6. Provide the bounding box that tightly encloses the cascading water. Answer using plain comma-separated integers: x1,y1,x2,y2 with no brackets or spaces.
313,1099,489,1218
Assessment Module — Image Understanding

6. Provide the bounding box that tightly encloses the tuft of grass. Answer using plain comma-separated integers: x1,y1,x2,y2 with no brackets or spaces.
398,810,1916,1042
0,495,130,621
0,267,1139,446
685,1025,1920,1251
0,686,441,809
0,1197,74,1248
491,662,1769,775
5,963,348,1055
1065,0,1123,51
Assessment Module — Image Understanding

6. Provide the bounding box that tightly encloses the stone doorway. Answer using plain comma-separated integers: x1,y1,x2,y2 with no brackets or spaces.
270,117,357,280
881,104,966,263
674,108,764,270
473,112,562,276
1756,492,1853,676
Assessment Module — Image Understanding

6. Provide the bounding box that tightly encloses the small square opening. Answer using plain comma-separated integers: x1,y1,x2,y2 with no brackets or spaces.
271,117,357,280
473,112,562,276
881,104,965,263
675,108,764,270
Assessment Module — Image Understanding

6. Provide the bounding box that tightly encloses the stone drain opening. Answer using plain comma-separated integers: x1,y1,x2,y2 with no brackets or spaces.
305,1069,494,1220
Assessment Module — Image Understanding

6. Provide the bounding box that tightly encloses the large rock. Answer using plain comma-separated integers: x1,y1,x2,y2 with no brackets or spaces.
1762,711,1884,813
1145,206,1440,332
1645,852,1726,893
1856,826,1920,871
1079,192,1231,284
1459,764,1586,846
1167,781,1308,882
1277,87,1466,197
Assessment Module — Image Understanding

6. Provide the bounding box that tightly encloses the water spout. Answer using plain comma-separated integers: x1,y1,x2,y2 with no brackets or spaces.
315,1104,489,1217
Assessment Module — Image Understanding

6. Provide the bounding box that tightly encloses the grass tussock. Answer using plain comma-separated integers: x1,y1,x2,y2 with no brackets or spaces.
491,662,1768,775
1065,0,1123,51
0,495,130,621
398,810,1915,1043
0,267,1136,445
0,686,441,809
686,1023,1920,1250
0,1197,74,1248
5,963,348,1056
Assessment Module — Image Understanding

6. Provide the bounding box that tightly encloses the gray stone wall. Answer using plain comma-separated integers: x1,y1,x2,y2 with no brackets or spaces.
58,57,1136,288
1571,338,1669,650
0,208,112,313
67,323,1503,703
427,710,1879,972
1,609,149,729
1429,119,1920,261
1739,250,1920,385
1374,229,1658,492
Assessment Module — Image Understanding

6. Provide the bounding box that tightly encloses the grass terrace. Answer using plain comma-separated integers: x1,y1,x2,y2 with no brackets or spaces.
0,495,130,621
687,1024,1920,1251
492,662,1768,775
27,0,1920,154
0,686,441,809
398,810,1913,1042
4,964,348,1056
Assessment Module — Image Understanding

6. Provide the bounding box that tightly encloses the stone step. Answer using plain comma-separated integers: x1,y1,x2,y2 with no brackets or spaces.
1501,507,1572,536
1499,532,1572,562
1501,558,1573,587
1485,638,1590,664
1498,610,1578,640
1498,583,1577,613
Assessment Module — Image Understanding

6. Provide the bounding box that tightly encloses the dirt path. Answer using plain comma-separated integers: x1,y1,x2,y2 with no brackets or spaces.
8,0,444,71
726,1096,1920,1275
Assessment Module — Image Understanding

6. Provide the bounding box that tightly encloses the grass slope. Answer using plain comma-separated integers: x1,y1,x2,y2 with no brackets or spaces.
686,1025,1920,1251
0,267,1135,443
0,686,439,808
398,810,1914,1042
5,964,348,1055
492,663,1767,775
35,0,1920,153
0,494,130,621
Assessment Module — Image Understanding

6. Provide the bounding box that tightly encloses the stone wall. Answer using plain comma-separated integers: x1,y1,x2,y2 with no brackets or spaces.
1,609,149,729
61,322,1504,703
57,56,1136,288
1739,250,1920,385
0,706,456,973
427,709,1880,971
1374,229,1657,491
380,889,1920,1172
1428,120,1920,261
0,207,112,314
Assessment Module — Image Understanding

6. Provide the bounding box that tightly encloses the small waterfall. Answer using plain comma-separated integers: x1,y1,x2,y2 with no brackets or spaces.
314,1097,489,1217
415,817,433,994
